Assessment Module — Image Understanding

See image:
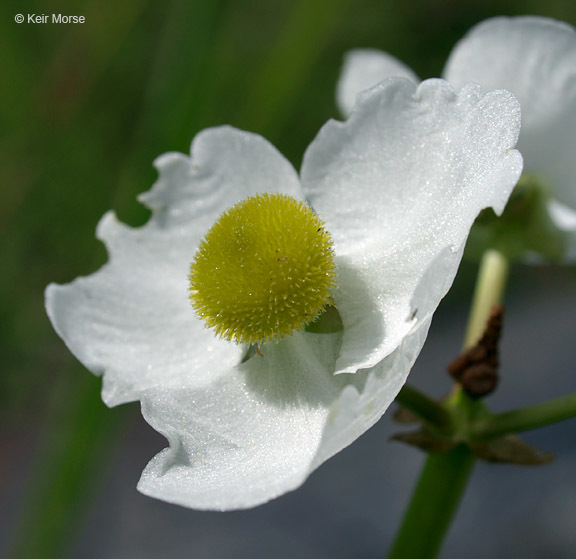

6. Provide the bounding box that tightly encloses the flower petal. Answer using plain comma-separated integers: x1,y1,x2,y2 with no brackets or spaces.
45,126,302,406
444,16,576,210
303,78,522,374
336,49,419,116
137,320,430,510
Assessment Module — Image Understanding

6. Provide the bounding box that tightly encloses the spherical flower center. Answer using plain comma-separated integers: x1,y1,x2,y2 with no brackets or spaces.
189,193,336,344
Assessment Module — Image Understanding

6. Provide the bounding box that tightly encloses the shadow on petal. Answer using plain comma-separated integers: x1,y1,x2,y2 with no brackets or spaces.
331,256,388,374
240,330,346,410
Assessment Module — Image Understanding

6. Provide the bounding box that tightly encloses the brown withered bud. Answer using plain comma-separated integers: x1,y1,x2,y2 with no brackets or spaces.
447,305,504,399
460,364,498,398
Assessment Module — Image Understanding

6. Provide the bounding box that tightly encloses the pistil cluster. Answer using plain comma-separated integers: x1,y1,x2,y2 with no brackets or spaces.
189,193,336,344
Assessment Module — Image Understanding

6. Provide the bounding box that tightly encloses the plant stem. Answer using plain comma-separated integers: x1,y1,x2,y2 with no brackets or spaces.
472,392,576,440
463,249,509,348
389,248,510,558
395,384,453,432
388,445,475,559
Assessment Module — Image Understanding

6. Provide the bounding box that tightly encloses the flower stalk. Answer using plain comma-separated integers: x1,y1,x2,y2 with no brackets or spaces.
395,384,453,432
388,444,475,559
472,392,576,440
390,247,509,558
463,248,509,348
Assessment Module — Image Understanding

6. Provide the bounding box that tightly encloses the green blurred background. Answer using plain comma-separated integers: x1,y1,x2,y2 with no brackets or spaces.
2,0,576,557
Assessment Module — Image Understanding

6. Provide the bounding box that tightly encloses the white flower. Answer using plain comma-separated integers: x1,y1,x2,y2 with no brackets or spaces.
337,16,576,261
45,78,521,510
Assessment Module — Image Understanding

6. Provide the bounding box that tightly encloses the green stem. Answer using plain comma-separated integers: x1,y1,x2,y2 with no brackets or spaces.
463,248,509,348
395,384,453,433
389,248,510,558
388,445,475,559
472,392,576,440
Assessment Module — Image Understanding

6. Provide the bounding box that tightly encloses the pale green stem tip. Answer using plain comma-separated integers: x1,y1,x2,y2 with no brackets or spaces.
464,248,509,349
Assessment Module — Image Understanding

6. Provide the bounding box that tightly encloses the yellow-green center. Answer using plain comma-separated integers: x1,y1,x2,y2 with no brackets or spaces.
189,193,336,344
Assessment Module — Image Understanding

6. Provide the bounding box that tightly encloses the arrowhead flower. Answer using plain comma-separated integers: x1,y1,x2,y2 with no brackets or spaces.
45,78,521,510
338,16,576,261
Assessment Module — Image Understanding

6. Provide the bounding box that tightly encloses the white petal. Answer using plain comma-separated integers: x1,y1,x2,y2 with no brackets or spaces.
444,16,576,210
45,127,302,406
303,78,522,375
138,320,430,510
141,125,304,228
336,49,419,116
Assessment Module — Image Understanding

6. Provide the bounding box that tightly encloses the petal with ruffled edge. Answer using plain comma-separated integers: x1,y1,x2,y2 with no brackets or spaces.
137,79,521,510
336,49,419,116
303,78,522,375
138,316,431,510
444,17,576,212
45,127,303,406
